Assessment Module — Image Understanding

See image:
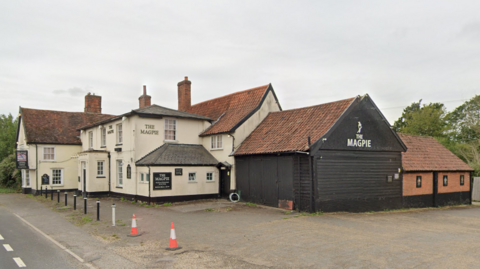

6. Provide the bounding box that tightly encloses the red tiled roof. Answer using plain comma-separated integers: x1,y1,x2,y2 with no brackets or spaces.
21,108,115,145
399,133,473,172
188,85,270,136
234,97,356,155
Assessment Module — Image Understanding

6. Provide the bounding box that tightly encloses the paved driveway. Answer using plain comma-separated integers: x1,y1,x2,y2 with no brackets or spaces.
3,194,480,268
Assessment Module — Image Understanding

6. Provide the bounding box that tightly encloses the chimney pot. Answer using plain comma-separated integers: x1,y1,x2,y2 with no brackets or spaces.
143,85,146,95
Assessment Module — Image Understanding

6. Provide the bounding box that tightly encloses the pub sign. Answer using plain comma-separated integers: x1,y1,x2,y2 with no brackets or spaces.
153,172,172,190
16,150,28,169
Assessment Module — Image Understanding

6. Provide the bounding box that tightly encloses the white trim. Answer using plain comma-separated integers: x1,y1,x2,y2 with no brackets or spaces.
101,127,107,147
88,131,93,149
97,161,105,176
50,168,64,186
116,160,123,187
211,135,223,150
188,172,197,182
206,172,214,182
164,118,177,141
116,123,123,145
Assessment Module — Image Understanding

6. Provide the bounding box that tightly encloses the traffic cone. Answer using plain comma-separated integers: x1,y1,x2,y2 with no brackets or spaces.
127,214,141,237
166,222,182,250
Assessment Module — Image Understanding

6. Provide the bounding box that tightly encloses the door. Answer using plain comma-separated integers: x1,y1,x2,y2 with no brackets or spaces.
81,161,87,196
219,168,231,198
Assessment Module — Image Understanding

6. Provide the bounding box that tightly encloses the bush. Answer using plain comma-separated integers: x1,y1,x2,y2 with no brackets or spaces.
0,153,21,189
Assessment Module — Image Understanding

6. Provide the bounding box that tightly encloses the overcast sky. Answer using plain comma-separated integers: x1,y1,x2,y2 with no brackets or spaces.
2,1,480,124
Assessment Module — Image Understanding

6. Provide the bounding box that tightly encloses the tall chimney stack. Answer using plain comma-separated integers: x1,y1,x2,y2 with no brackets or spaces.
85,93,102,113
139,85,151,108
178,76,191,111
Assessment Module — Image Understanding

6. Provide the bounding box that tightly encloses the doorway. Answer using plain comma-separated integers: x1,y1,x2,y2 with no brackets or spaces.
81,161,87,197
219,168,231,198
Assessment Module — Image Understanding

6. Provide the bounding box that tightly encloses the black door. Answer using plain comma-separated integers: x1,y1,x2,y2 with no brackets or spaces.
220,168,231,198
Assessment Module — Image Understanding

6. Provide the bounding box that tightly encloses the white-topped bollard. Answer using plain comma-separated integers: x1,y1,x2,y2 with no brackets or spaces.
112,203,116,227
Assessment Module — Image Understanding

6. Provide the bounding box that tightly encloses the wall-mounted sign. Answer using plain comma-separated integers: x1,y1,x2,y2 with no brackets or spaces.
347,121,372,148
16,150,28,169
140,124,159,135
175,168,183,176
42,174,49,185
153,172,172,190
127,164,131,179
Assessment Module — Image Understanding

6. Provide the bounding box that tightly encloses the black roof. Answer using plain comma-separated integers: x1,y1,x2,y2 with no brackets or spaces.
78,104,211,130
136,143,219,166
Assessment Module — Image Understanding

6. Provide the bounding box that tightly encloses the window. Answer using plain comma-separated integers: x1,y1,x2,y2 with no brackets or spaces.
460,175,465,186
206,172,213,181
43,147,55,160
416,176,422,188
443,175,448,186
140,173,144,182
51,169,63,185
188,172,196,182
117,124,123,144
165,119,176,140
211,135,223,149
101,127,106,147
22,170,30,187
117,160,123,186
97,161,105,176
146,173,150,182
88,131,93,149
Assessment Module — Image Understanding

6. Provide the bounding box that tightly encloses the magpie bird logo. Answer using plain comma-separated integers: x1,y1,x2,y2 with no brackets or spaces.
357,121,362,133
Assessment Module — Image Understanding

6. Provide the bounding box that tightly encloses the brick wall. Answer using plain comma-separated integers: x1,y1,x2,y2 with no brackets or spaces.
403,172,433,196
437,172,470,194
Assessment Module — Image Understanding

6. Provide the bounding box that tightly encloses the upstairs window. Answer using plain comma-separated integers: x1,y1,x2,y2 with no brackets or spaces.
165,119,176,141
117,124,123,144
101,127,106,147
88,131,93,149
43,147,55,160
211,135,223,149
416,176,422,188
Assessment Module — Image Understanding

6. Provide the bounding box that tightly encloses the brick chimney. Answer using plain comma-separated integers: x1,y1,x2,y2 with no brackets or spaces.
84,93,102,113
178,76,191,111
139,85,151,109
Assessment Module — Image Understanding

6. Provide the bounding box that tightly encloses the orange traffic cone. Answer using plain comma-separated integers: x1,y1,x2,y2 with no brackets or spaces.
166,222,182,250
127,214,141,237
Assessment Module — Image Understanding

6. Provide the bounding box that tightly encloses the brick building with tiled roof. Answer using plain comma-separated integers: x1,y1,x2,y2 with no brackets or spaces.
234,95,407,212
399,133,473,207
16,93,115,194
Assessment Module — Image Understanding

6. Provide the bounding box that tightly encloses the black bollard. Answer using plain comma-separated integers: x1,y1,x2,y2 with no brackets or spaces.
74,194,77,210
57,190,60,203
65,192,68,206
51,187,53,201
84,197,87,214
96,200,100,221
40,186,42,196
45,187,47,199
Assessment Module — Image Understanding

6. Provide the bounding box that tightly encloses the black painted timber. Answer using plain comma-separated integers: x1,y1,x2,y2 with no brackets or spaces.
403,194,434,208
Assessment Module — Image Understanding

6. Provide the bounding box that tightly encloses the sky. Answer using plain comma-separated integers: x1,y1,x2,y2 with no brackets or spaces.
1,1,480,124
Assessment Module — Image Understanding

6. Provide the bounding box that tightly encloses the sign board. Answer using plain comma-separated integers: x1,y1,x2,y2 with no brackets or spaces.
175,168,183,176
16,150,28,169
153,172,172,190
42,174,49,185
127,165,131,179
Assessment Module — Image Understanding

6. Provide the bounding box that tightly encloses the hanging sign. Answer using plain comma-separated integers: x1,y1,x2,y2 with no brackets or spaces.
153,172,172,190
347,121,372,148
16,150,29,169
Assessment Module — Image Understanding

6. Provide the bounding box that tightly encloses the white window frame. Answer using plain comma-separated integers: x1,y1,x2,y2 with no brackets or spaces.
206,172,214,182
43,146,55,161
117,160,123,187
140,173,144,182
88,131,93,149
164,118,177,141
97,161,105,177
188,172,196,182
117,123,123,145
101,127,106,147
22,169,30,187
211,135,223,150
51,169,64,186
146,173,150,182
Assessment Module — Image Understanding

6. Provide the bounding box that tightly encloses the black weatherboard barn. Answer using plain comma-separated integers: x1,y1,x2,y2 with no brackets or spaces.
233,95,407,212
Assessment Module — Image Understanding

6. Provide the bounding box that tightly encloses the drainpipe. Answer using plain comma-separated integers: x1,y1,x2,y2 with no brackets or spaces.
36,144,38,195
148,166,151,204
229,133,235,152
108,153,111,193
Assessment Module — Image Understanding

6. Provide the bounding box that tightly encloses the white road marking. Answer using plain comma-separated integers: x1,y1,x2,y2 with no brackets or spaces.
3,244,13,251
13,214,97,269
0,234,4,240
13,257,26,267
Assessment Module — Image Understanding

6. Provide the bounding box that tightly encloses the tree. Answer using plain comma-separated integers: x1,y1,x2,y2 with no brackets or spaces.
393,100,447,138
0,113,18,162
445,95,480,143
0,153,20,188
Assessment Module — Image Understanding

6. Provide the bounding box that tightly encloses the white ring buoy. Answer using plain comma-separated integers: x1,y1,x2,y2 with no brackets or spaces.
229,192,240,203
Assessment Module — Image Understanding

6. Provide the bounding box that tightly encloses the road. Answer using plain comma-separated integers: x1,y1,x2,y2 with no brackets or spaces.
0,207,80,269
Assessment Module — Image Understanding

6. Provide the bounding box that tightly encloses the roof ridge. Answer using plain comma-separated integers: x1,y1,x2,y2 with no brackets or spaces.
190,84,269,107
21,107,115,116
269,97,356,114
